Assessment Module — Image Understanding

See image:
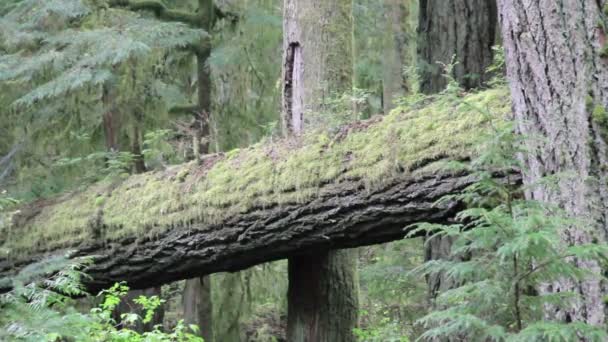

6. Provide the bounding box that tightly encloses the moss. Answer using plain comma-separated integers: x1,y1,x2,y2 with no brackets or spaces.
593,105,608,125
600,45,608,59
1,87,511,257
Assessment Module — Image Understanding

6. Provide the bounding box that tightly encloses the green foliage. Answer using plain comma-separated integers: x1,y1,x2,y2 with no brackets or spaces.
357,240,426,341
0,261,203,341
409,105,608,341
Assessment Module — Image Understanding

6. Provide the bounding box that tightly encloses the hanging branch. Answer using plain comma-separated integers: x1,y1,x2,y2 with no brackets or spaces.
108,0,201,27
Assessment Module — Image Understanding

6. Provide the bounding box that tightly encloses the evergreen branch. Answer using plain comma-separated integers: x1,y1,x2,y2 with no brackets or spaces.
108,0,201,27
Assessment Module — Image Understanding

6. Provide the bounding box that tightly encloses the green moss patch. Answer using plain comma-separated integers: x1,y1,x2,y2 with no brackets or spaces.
1,87,511,257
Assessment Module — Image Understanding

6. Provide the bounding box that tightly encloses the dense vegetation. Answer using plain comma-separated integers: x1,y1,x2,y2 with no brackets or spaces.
2,0,608,341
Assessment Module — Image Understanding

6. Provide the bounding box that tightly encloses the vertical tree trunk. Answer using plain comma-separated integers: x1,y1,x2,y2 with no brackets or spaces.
282,1,359,341
287,251,359,342
131,122,146,174
418,0,496,306
183,2,215,340
417,0,497,93
382,0,411,114
499,0,608,325
183,277,214,341
102,85,119,153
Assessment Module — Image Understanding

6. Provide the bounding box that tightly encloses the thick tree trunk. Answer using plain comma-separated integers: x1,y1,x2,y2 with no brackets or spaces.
0,168,493,294
382,0,411,114
282,0,354,135
282,1,358,340
183,277,214,341
499,0,608,325
287,250,359,342
417,0,497,93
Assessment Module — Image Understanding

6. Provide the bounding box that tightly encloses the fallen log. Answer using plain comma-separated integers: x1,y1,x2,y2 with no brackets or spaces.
0,88,512,293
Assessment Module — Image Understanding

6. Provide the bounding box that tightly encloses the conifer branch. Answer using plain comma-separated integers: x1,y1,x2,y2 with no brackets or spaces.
108,0,201,27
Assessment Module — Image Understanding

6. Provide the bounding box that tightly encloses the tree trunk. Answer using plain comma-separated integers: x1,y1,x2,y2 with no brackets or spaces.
417,0,497,93
184,2,215,338
382,0,411,114
287,250,359,342
282,1,359,341
131,123,146,174
183,277,214,341
499,0,608,325
282,0,354,135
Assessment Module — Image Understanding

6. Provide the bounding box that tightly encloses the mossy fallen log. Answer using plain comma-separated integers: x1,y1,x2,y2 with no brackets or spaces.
0,88,512,292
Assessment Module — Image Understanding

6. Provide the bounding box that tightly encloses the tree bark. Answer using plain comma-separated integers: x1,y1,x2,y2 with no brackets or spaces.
183,276,214,341
382,0,411,114
498,0,608,326
282,1,359,341
0,163,516,294
287,250,359,342
184,2,215,340
417,0,497,93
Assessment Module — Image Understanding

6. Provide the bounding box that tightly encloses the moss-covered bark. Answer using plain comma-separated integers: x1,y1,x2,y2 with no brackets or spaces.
282,1,359,340
0,88,511,293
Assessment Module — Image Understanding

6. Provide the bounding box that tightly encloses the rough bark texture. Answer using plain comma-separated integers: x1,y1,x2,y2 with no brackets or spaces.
282,0,353,135
418,0,497,93
287,249,359,342
499,0,608,325
382,0,411,114
183,276,214,341
282,1,359,341
0,167,483,292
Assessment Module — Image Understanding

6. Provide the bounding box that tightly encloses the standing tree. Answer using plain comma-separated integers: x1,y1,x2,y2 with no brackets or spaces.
417,0,497,93
417,0,498,307
106,2,223,338
282,0,359,341
498,0,608,325
382,0,413,114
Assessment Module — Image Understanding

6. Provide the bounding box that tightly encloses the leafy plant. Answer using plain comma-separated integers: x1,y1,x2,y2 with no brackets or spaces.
0,259,203,341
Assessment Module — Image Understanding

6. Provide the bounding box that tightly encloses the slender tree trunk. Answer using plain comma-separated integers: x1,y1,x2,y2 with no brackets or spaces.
417,0,497,93
382,0,411,114
499,0,608,325
282,0,359,341
131,123,146,174
102,85,119,153
183,2,215,340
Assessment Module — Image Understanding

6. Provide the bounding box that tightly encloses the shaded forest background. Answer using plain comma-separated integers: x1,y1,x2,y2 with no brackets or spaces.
5,0,607,341
0,0,425,340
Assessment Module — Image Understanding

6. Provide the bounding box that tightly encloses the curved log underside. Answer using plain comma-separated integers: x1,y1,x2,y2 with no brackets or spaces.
0,88,512,293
